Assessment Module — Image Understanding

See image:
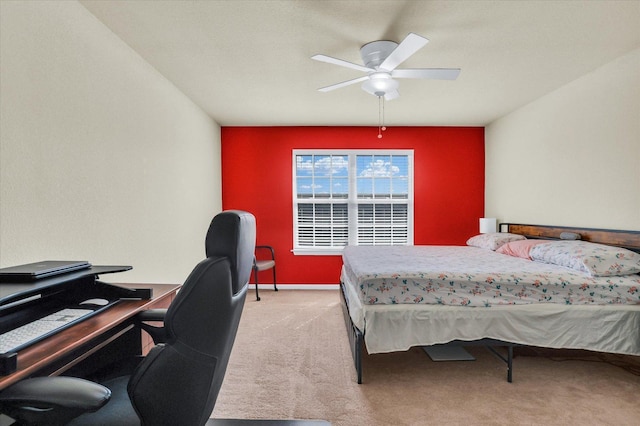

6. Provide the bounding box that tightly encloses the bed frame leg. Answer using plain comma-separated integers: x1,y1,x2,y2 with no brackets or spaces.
340,283,363,384
486,344,514,383
507,346,513,383
355,332,363,384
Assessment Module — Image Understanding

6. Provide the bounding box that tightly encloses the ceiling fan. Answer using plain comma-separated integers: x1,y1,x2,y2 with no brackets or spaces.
312,33,460,100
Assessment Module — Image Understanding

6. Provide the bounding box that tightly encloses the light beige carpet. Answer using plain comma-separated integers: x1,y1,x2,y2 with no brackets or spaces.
212,290,640,425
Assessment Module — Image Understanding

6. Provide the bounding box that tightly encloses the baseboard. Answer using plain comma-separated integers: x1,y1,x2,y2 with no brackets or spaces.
209,419,331,425
248,284,339,290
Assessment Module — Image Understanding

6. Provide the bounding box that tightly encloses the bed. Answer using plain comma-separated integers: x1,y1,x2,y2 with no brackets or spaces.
339,224,640,383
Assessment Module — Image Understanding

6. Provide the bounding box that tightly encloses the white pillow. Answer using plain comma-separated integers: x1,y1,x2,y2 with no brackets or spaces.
529,240,640,276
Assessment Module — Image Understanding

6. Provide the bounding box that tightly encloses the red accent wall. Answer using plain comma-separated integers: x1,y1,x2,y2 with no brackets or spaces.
222,126,484,285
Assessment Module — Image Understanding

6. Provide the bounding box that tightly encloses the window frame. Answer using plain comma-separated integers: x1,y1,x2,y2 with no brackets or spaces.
292,149,414,255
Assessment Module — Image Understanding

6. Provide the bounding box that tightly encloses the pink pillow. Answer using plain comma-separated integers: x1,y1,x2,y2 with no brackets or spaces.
496,239,546,260
466,233,525,250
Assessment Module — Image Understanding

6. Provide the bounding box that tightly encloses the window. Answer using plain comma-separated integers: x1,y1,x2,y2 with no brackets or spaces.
293,150,413,254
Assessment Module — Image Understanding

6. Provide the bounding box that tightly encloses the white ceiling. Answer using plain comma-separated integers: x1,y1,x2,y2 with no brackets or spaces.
79,0,640,127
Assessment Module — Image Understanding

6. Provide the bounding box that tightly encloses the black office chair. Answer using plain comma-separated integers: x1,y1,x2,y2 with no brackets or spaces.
0,210,256,426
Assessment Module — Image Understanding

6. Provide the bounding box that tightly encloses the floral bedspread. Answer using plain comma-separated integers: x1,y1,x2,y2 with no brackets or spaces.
341,245,640,307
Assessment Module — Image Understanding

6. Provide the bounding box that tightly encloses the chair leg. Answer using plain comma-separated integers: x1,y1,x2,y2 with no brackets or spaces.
253,266,260,301
272,265,278,291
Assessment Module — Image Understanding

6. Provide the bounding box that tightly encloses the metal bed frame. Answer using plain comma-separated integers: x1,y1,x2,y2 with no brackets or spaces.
339,281,516,384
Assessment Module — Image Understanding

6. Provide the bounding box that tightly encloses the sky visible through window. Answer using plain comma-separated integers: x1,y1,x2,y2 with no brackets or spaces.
296,154,409,199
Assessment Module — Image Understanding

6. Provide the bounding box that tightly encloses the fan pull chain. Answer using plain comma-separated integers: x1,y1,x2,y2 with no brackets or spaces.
377,96,387,139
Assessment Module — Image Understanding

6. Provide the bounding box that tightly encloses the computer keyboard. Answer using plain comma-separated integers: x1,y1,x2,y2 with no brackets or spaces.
0,308,94,353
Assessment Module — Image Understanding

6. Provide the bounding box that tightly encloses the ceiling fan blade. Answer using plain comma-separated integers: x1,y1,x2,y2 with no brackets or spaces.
392,68,461,80
311,54,373,73
379,33,428,71
384,89,400,101
318,76,369,92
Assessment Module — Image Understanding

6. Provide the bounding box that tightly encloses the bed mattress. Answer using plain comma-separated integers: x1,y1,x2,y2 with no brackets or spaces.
341,269,640,355
342,245,640,307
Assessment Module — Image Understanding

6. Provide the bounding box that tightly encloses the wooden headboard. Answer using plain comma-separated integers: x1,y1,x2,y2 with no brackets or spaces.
500,223,640,253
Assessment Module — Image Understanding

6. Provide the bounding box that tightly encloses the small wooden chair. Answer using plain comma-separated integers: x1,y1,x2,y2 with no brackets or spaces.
252,245,277,301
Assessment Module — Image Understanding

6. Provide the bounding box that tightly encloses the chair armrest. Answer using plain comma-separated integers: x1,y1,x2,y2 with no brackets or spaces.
255,245,275,260
136,308,168,344
0,376,110,425
137,308,167,322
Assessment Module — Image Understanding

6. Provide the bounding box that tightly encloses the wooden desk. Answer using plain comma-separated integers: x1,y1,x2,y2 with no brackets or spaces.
0,283,180,391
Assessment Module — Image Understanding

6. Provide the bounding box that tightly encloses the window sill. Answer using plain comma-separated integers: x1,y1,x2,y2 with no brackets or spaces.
292,248,344,256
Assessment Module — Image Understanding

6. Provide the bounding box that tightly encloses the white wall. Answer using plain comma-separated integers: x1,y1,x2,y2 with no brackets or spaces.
0,1,222,283
485,48,640,231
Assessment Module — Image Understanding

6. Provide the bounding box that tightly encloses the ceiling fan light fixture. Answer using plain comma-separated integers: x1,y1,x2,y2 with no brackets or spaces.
361,72,399,97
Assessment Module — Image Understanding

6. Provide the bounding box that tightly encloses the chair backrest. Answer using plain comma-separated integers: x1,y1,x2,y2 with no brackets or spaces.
205,210,256,294
127,210,256,426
